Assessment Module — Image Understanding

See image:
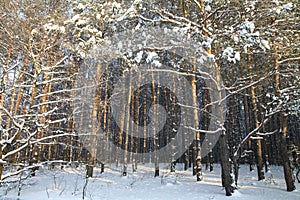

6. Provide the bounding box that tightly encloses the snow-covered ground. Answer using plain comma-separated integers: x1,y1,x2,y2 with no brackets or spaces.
1,164,299,200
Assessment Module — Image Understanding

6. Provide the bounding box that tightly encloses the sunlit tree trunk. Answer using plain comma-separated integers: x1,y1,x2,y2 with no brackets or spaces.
6,68,25,163
1,39,13,174
182,0,187,17
88,62,103,170
191,63,202,181
122,67,132,176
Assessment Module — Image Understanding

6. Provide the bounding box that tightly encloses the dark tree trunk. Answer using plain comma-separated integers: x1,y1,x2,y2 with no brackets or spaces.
264,154,270,173
170,161,176,173
243,96,255,172
188,150,192,169
249,149,255,171
255,138,265,180
183,151,189,171
273,47,295,191
209,151,214,172
86,165,93,178
100,163,104,174
0,137,2,181
233,155,240,187
280,116,295,191
122,164,127,176
192,145,197,176
154,161,159,177
219,132,234,196
247,47,264,180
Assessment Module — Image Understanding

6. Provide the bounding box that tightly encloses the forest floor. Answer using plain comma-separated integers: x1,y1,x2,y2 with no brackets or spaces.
1,163,300,200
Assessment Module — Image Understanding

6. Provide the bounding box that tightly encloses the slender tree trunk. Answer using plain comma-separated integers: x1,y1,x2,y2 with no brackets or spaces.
274,47,295,191
102,63,110,168
0,130,2,181
115,62,128,170
0,96,5,177
131,74,138,173
209,150,213,172
7,71,23,163
170,70,177,173
151,66,159,177
191,63,202,181
132,71,142,171
0,37,14,179
5,70,18,134
243,96,255,171
182,0,187,17
39,71,50,161
122,68,132,176
142,88,147,164
248,52,264,181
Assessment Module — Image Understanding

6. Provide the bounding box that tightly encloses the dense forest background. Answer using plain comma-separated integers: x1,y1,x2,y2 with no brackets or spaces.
0,0,299,196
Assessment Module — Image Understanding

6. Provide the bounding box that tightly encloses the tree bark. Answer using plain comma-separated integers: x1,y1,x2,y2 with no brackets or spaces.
248,52,264,181
86,165,94,178
243,96,255,171
151,65,159,177
274,46,295,191
122,67,132,176
280,116,295,191
219,131,234,196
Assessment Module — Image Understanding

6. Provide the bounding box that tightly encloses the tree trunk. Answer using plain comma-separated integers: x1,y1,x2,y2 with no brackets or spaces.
122,68,132,176
151,66,159,177
154,162,159,177
100,162,105,174
0,85,5,180
274,46,295,191
170,161,176,173
243,96,255,171
142,85,148,164
122,164,127,176
209,151,214,172
86,165,94,178
280,116,295,191
191,62,202,181
183,151,189,171
0,136,2,181
219,131,234,196
214,45,234,195
248,52,264,181
182,0,187,17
